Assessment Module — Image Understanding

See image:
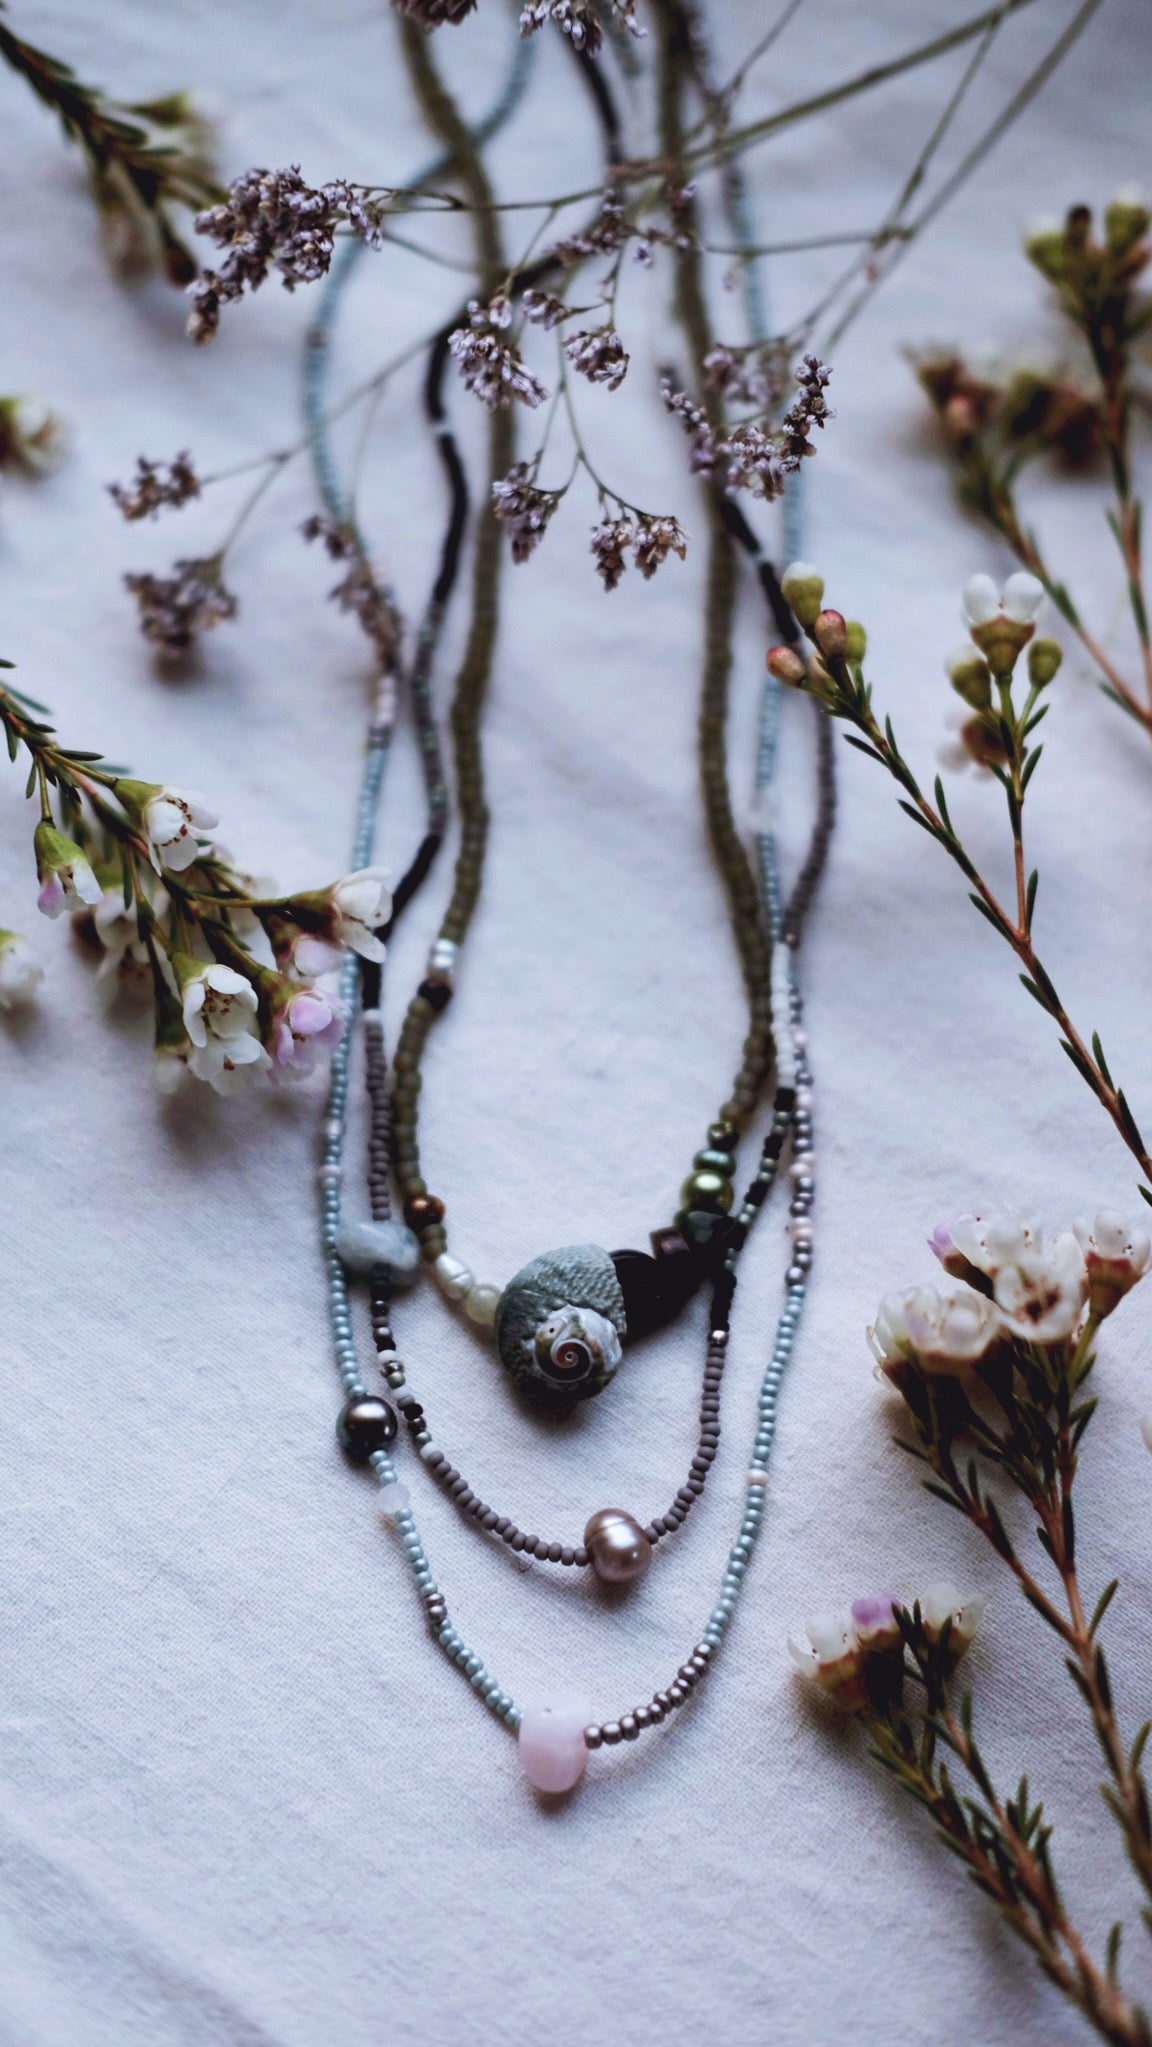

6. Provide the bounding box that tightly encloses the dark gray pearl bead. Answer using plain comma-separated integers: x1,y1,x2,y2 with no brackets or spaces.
337,1394,398,1464
584,1508,652,1586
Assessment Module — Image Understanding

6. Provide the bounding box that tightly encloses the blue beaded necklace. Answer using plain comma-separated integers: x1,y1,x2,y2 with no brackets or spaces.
307,45,827,1791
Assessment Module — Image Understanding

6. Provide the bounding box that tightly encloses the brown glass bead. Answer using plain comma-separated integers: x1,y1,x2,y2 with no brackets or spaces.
404,1192,445,1229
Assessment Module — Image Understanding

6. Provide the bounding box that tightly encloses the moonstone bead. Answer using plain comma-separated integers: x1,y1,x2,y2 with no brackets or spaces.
378,1481,410,1520
333,1217,420,1284
584,1508,652,1585
434,1252,474,1301
464,1282,502,1328
518,1692,592,1793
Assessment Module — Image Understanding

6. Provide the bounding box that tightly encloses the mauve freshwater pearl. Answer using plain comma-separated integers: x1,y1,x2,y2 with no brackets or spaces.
518,1693,592,1793
584,1509,652,1586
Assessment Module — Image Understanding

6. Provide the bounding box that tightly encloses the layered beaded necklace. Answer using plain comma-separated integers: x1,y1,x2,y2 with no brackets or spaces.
306,33,833,1790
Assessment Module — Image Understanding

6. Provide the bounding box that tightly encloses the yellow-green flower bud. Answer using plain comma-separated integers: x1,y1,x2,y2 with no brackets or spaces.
1024,225,1066,284
1105,192,1151,258
945,647,993,711
780,559,825,629
1027,637,1063,687
844,620,867,663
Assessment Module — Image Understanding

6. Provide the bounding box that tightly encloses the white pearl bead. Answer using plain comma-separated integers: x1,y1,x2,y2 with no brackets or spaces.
434,1252,474,1301
464,1282,502,1328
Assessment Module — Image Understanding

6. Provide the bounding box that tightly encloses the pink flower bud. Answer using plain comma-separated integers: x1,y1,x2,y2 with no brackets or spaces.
766,644,807,688
812,610,848,660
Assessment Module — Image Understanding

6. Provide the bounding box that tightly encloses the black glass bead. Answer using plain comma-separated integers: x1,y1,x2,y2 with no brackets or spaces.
337,1394,398,1464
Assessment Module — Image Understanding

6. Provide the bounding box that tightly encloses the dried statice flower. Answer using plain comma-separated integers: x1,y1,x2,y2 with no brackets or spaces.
521,289,569,330
779,354,833,469
391,0,477,23
447,301,547,411
109,452,200,521
702,342,786,409
188,166,391,342
491,463,559,563
123,557,237,655
718,422,784,500
552,190,632,268
633,515,687,580
302,514,400,662
660,375,715,474
519,0,642,57
589,515,633,592
563,325,629,391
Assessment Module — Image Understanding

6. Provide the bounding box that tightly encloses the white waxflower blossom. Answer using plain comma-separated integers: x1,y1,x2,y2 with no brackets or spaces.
141,787,219,871
34,822,102,919
188,1033,270,1096
930,1211,1043,1292
788,1611,867,1710
0,930,43,1008
961,571,1045,629
993,1232,1088,1344
921,1581,986,1671
0,395,69,475
330,867,391,962
177,958,259,1048
869,1284,1003,1377
1072,1211,1152,1317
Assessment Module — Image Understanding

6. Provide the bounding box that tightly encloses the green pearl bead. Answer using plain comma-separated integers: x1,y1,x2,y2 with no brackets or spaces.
680,1169,733,1215
708,1119,737,1149
694,1147,735,1175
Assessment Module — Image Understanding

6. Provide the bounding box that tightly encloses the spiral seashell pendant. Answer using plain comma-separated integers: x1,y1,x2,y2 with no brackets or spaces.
495,1244,627,1400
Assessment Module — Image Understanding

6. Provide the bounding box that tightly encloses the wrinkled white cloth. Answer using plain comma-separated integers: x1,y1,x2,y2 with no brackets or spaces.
1,4,1150,2044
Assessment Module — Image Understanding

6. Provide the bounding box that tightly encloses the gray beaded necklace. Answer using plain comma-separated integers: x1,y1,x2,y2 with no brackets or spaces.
309,40,829,1790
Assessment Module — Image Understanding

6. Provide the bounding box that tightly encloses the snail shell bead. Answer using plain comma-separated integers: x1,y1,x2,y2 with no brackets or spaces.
518,1692,592,1793
584,1509,652,1585
495,1245,627,1399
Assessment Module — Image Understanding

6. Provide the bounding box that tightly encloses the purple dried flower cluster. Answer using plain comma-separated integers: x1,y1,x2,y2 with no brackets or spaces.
188,167,392,343
779,353,833,466
519,0,642,58
447,298,547,410
301,514,400,663
491,463,560,563
563,324,629,390
109,452,200,521
590,512,687,590
660,376,715,474
663,354,833,499
521,289,569,330
124,558,237,656
703,342,786,409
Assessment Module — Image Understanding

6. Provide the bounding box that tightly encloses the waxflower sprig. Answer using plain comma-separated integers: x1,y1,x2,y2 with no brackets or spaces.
767,563,1152,1196
793,1208,1152,2047
915,195,1152,736
0,667,390,1097
0,6,221,283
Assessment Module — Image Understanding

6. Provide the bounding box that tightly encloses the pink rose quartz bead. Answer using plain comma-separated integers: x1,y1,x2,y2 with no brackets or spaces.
518,1692,592,1793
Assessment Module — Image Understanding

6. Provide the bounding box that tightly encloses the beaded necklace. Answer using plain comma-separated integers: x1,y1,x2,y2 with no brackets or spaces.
318,31,779,1414
309,36,832,1789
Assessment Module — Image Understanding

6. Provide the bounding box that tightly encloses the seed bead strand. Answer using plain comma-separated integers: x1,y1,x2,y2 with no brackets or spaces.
389,44,772,1278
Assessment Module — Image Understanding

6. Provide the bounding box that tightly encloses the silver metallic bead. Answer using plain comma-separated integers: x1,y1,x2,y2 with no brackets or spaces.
584,1508,652,1586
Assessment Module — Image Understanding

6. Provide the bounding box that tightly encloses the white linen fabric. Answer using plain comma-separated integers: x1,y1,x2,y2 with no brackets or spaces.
2,3,1150,2042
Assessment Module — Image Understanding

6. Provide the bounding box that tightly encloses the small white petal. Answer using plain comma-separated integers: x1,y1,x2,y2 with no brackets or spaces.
1001,571,1044,624
961,574,1000,627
